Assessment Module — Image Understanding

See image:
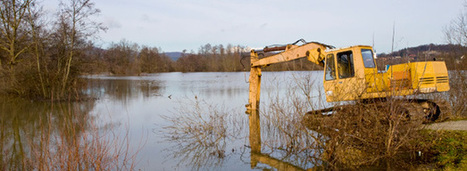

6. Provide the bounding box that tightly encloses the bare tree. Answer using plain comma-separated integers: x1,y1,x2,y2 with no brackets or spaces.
26,1,48,97
55,0,105,96
0,0,33,69
444,2,467,46
443,1,467,118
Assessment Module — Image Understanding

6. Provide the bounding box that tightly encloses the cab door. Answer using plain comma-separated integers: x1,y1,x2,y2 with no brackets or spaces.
334,49,367,101
323,54,338,102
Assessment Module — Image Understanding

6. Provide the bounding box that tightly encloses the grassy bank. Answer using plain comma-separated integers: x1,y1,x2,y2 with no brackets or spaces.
417,130,467,170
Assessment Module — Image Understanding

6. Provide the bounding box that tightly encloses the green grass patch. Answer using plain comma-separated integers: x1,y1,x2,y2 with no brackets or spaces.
418,130,467,170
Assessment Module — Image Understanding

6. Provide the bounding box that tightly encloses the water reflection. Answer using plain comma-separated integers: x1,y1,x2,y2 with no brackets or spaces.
249,109,320,171
0,96,137,170
251,153,305,171
159,101,324,170
0,97,94,170
86,78,163,101
160,99,247,170
85,73,253,170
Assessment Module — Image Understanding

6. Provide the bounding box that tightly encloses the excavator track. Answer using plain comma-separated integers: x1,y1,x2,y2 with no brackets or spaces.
418,99,451,122
396,98,451,123
304,98,451,124
302,98,452,137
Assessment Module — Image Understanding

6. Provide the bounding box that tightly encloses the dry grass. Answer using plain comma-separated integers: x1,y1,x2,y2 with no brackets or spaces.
446,69,467,118
304,99,426,169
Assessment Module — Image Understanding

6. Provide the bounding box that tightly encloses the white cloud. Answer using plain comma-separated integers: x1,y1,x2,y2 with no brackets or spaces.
103,17,122,29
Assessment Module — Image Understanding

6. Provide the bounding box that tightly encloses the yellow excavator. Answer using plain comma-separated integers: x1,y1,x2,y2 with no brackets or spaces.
245,39,450,121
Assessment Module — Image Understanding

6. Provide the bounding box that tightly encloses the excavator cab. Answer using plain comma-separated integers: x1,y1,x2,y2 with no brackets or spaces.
323,46,377,102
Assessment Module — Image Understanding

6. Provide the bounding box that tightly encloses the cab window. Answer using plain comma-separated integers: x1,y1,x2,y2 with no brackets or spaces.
361,49,375,68
325,54,336,81
337,51,354,79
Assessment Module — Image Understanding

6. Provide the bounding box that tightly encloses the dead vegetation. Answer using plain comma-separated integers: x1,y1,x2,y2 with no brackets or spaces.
258,71,465,170
446,69,467,118
159,97,246,169
303,100,426,169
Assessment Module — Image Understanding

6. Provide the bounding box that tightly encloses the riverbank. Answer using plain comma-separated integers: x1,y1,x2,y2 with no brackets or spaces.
417,129,467,170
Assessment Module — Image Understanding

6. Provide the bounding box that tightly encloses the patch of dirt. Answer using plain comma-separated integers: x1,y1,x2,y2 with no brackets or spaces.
423,120,467,131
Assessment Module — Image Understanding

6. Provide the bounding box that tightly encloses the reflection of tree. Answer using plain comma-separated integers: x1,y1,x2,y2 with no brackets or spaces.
86,78,163,102
138,80,162,98
160,99,244,170
0,96,137,170
0,97,93,169
248,109,324,171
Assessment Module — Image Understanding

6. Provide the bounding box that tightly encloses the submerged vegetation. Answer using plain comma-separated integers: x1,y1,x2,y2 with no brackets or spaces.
160,98,246,169
0,97,138,170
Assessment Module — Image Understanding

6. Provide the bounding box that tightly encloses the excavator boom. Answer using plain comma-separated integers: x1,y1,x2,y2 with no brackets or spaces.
250,42,331,67
246,40,332,113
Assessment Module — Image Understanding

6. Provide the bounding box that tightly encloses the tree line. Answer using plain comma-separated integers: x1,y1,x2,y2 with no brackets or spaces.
80,40,321,75
85,41,251,74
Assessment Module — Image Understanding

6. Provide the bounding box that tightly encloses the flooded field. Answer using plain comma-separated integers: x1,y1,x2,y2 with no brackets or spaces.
2,70,465,170
1,71,330,170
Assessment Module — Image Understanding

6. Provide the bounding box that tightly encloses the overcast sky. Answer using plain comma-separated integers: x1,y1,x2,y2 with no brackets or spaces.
46,0,465,53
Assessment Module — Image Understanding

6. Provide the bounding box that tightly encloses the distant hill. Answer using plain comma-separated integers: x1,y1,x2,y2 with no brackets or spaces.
164,52,184,61
163,44,464,62
378,44,465,58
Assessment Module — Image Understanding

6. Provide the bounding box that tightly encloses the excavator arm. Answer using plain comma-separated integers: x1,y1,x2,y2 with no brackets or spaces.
251,41,331,67
246,40,333,113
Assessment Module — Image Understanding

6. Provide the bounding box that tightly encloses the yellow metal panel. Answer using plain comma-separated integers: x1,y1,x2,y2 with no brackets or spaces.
432,62,450,92
322,46,450,102
408,62,450,93
386,63,411,91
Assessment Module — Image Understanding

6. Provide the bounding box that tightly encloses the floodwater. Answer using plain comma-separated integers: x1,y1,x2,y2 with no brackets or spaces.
1,71,330,170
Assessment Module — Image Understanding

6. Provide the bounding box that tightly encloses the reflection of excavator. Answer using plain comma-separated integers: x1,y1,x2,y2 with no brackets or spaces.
245,39,450,121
